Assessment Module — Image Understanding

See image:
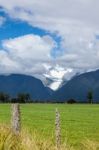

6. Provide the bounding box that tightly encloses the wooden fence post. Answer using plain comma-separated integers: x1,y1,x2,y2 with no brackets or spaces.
11,103,21,134
55,108,61,149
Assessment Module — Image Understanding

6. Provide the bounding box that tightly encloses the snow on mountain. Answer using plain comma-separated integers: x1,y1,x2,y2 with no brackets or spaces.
42,64,74,90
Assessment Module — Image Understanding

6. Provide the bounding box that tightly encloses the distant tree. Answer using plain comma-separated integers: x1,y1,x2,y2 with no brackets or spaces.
0,92,5,102
67,99,77,104
17,93,26,103
25,93,31,103
17,93,31,103
11,98,18,103
5,94,10,102
87,90,93,103
0,92,10,103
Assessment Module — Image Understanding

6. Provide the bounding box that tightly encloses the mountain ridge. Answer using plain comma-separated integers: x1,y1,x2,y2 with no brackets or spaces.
52,69,99,102
0,69,99,102
0,74,51,101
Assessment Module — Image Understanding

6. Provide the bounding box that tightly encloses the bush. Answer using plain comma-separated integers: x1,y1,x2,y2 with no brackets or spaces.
67,99,77,104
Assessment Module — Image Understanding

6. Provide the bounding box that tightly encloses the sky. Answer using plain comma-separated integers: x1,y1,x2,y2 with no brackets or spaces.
0,0,99,90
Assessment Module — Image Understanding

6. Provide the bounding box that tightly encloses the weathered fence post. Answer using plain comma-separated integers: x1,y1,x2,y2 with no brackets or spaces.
11,103,21,134
55,108,61,149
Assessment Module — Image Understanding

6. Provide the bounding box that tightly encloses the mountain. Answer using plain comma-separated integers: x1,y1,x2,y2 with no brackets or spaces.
1,69,99,102
52,69,99,102
42,76,54,89
0,74,51,101
43,74,64,91
42,65,69,90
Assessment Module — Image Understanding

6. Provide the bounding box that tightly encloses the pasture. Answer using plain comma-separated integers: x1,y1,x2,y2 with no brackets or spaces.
0,104,99,148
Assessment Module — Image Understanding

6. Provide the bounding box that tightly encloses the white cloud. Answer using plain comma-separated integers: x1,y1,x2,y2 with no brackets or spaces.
0,1,99,66
0,50,20,74
3,34,55,61
0,34,57,75
44,65,73,80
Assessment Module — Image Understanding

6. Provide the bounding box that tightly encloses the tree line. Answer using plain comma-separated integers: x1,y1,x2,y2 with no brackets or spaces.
0,90,94,103
0,92,32,103
67,90,93,104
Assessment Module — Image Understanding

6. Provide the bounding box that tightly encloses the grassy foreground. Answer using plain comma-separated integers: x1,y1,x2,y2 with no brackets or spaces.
0,104,99,149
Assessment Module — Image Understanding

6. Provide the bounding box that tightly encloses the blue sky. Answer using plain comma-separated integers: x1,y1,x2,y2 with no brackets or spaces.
0,9,47,41
0,9,62,54
0,0,99,89
0,7,63,60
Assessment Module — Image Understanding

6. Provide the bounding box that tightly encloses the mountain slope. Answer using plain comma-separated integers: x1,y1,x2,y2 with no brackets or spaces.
52,70,99,102
0,74,51,101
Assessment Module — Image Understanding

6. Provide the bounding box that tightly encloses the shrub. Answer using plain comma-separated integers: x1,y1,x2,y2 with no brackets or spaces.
67,99,77,104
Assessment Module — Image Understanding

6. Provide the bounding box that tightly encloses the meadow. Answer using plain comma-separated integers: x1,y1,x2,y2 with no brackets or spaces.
0,104,99,149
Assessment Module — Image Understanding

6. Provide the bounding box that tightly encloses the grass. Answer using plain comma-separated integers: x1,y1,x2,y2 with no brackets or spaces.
0,125,74,150
0,104,99,149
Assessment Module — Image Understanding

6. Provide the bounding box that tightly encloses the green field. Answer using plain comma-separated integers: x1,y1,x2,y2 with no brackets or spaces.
0,104,99,147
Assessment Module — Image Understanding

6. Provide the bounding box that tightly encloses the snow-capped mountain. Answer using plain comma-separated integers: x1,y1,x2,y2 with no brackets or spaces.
32,63,81,91
42,64,75,90
52,69,99,102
